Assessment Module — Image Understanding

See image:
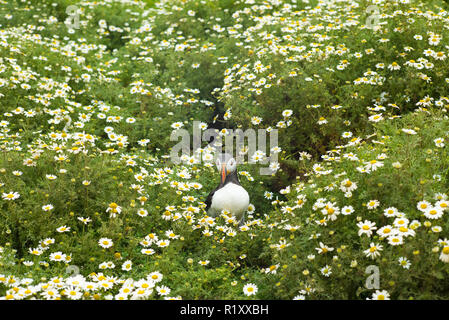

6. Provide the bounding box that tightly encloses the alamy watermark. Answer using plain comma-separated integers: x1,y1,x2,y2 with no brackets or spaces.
170,121,279,175
65,264,80,277
65,5,80,31
365,265,380,289
366,5,381,30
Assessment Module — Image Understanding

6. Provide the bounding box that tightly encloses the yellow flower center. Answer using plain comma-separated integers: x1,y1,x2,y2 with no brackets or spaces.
109,202,118,209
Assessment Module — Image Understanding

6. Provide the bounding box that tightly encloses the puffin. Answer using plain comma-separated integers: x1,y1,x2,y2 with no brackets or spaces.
205,153,250,225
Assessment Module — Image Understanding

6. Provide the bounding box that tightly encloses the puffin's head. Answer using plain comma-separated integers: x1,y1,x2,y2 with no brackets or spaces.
215,153,236,183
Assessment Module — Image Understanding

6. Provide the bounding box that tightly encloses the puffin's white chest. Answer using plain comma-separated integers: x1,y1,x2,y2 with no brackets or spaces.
209,183,249,218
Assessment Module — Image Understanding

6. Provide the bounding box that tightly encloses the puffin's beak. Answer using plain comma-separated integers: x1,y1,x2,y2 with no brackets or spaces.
221,164,227,183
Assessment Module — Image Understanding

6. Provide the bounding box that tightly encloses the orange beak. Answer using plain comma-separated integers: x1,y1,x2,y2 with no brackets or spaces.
221,164,227,183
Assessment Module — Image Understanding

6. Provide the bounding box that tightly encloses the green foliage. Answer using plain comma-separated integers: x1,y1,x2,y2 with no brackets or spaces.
268,111,449,299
